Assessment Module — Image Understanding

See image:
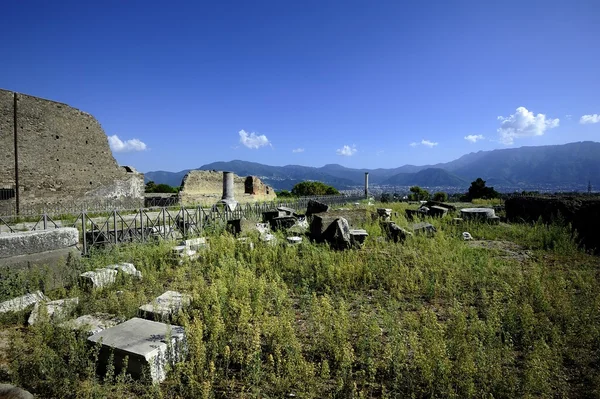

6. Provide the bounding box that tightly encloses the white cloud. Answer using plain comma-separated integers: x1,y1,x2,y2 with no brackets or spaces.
464,134,485,143
580,114,600,124
292,148,304,153
421,139,438,147
497,106,559,145
409,142,418,147
239,129,271,149
336,144,357,156
108,135,147,152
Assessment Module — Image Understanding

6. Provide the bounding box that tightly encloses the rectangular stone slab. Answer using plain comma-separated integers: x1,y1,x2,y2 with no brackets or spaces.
88,317,186,383
138,291,192,321
0,228,79,258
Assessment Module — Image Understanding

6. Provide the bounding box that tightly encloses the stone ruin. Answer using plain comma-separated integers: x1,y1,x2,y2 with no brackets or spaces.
0,89,144,214
178,170,275,206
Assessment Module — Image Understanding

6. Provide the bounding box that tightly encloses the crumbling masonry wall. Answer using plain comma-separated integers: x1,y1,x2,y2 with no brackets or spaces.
0,89,144,214
179,170,276,205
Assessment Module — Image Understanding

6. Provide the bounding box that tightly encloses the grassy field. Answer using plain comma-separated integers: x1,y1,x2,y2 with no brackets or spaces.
1,202,599,398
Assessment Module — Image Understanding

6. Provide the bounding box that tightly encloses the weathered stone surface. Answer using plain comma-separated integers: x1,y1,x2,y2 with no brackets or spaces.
0,227,79,258
322,217,352,250
172,245,198,263
106,262,142,278
88,317,186,384
287,236,303,245
425,200,456,211
0,291,48,314
428,205,448,217
349,229,369,246
381,221,412,243
28,297,79,325
277,206,296,216
461,208,496,221
306,200,329,216
262,209,283,223
463,232,473,240
269,216,298,231
139,290,192,321
181,237,208,251
61,313,124,336
179,170,275,206
0,89,144,213
310,209,370,240
79,268,118,289
377,208,392,220
0,384,34,399
413,222,437,236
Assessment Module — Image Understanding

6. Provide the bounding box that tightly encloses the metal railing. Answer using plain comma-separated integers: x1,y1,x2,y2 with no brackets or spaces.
0,194,365,255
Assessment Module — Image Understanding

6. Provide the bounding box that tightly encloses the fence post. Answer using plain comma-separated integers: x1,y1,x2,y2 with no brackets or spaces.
81,211,87,256
42,212,47,230
139,208,144,241
113,209,118,245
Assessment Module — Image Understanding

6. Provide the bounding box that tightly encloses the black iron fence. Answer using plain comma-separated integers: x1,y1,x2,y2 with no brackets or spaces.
0,194,364,255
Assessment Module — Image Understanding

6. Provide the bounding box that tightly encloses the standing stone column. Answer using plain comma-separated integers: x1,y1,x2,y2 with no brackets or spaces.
219,171,238,210
364,172,369,198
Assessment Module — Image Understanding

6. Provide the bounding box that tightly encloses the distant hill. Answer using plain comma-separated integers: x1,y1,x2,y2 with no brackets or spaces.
382,168,468,187
144,141,600,191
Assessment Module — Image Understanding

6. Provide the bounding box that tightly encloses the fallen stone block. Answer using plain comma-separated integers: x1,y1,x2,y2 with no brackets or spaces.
428,205,448,217
452,217,464,224
172,245,199,263
79,268,118,290
463,232,473,240
181,237,208,251
322,217,352,250
413,222,437,236
381,221,412,243
377,208,392,221
488,216,501,225
461,208,496,221
0,291,48,314
262,209,283,223
269,216,298,231
106,262,142,279
28,297,79,325
349,229,368,246
139,290,192,321
61,313,124,336
425,200,456,212
0,227,79,259
405,208,428,221
88,317,187,384
287,236,303,245
306,200,329,216
277,206,296,216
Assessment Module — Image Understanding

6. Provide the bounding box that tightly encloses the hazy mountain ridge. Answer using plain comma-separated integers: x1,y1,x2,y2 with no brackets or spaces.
144,141,600,191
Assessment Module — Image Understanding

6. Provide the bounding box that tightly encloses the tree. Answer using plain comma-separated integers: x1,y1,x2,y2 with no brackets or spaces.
465,178,500,200
433,191,448,202
291,181,340,196
145,181,179,193
276,190,294,198
380,193,393,203
408,186,430,201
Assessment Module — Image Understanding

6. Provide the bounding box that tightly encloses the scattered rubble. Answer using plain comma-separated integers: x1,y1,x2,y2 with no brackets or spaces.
381,221,412,243
61,313,124,336
28,297,79,325
413,222,437,236
306,200,329,216
0,291,48,314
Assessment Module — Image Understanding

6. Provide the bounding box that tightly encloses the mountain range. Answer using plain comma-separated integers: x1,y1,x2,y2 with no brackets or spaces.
144,141,600,192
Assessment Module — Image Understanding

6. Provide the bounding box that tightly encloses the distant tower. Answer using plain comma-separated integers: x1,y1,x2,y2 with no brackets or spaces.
588,180,592,194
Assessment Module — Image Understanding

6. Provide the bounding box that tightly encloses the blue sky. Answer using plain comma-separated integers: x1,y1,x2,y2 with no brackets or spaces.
1,0,599,172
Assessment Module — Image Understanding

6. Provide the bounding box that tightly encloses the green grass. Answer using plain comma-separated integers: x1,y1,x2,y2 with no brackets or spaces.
1,202,599,398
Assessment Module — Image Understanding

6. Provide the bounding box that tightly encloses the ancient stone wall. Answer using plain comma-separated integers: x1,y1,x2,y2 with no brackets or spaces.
0,89,144,214
179,170,276,205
